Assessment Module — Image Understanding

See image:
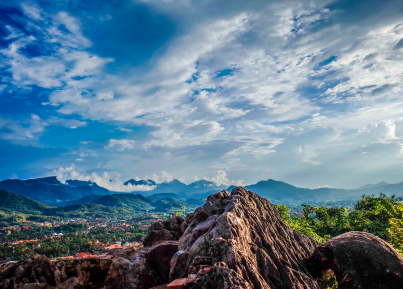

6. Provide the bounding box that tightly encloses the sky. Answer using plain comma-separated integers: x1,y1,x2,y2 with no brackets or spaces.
1,0,403,190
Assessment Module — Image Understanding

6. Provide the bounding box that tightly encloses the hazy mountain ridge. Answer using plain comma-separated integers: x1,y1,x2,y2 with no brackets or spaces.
356,181,389,190
234,179,403,207
136,179,226,197
0,177,224,206
0,177,111,206
1,176,403,208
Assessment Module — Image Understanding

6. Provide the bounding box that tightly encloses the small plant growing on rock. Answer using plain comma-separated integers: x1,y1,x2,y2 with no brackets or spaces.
319,269,339,289
319,269,350,289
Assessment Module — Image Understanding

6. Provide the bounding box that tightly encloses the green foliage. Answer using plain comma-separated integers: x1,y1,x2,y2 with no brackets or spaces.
93,194,155,211
174,205,187,217
319,270,339,289
69,193,198,213
45,203,138,218
0,221,9,227
275,193,403,253
0,190,54,215
275,204,329,244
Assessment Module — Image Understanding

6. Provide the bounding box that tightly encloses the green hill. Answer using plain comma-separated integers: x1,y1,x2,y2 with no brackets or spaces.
93,194,155,211
70,193,191,212
153,198,186,211
148,193,186,201
0,190,55,215
45,203,137,218
0,190,137,220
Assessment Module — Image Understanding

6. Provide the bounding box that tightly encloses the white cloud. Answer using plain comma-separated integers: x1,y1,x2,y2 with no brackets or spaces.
53,164,156,192
204,170,243,187
21,3,44,20
145,171,174,184
0,114,48,142
47,117,87,129
298,146,322,166
104,139,136,151
117,127,133,132
4,25,23,40
210,158,247,171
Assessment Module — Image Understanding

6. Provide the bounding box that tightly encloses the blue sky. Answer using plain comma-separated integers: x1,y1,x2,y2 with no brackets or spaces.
1,0,403,190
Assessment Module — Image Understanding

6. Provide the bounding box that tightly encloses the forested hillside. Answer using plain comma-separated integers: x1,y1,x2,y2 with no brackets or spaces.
0,190,54,215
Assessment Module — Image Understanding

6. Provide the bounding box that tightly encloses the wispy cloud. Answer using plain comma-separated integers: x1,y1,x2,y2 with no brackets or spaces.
104,139,136,151
117,127,133,132
0,114,48,143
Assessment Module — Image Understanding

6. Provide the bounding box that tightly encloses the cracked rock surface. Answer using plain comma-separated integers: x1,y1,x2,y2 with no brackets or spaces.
171,187,321,288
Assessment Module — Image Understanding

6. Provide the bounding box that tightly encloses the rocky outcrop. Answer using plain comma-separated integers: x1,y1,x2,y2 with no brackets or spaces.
143,216,184,246
75,258,113,288
104,241,178,289
171,187,321,288
0,255,63,289
0,241,177,289
306,231,403,289
6,187,403,289
183,262,254,288
169,251,189,280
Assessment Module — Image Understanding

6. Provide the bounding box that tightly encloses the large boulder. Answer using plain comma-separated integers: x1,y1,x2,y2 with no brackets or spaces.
170,251,189,280
143,216,184,246
104,241,178,289
75,258,113,288
171,187,321,288
306,231,403,289
0,255,63,289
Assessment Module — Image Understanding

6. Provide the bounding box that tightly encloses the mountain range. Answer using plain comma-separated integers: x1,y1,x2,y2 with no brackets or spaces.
0,177,110,205
0,189,203,221
1,176,403,208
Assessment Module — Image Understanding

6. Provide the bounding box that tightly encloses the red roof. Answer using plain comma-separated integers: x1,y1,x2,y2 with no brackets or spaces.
167,278,188,289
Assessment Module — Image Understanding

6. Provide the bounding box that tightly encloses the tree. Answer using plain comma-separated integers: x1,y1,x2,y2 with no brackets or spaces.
174,205,187,217
0,221,9,227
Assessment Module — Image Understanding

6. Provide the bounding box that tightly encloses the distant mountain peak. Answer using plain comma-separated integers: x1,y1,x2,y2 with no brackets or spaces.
356,181,389,190
123,179,156,186
66,179,93,187
188,180,215,187
24,176,61,185
165,179,185,185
